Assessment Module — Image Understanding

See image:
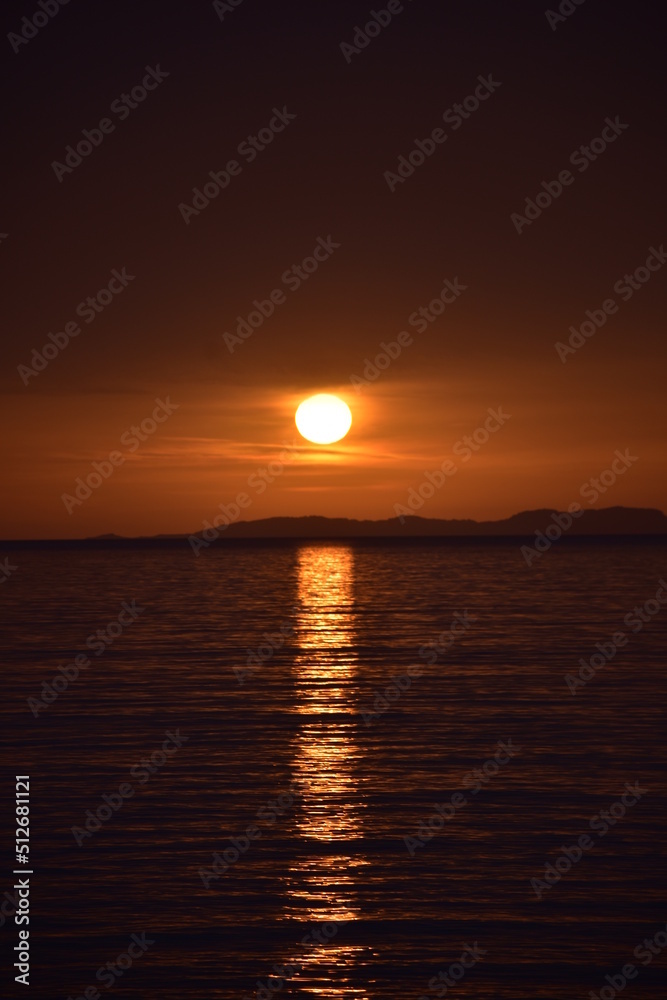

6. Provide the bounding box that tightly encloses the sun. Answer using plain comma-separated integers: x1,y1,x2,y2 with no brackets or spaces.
295,394,352,445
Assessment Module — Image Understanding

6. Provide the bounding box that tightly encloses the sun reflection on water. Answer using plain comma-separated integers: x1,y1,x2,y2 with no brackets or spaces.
283,546,371,997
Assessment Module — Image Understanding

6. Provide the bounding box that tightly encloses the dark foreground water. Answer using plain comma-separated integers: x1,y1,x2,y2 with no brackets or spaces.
1,540,666,999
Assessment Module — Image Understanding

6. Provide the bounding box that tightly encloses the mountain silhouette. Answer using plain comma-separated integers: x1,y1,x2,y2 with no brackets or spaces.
4,507,665,546
200,506,666,539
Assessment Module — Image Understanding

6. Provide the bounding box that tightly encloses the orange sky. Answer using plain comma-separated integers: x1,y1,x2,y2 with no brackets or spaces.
2,1,665,538
3,348,664,538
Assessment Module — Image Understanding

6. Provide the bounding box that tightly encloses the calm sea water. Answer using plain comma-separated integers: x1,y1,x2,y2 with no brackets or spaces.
2,541,666,999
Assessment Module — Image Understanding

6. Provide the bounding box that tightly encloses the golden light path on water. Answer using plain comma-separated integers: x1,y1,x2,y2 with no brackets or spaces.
283,546,372,998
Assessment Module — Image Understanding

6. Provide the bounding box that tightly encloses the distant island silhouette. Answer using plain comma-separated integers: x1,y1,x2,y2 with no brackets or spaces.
179,506,666,541
6,506,665,546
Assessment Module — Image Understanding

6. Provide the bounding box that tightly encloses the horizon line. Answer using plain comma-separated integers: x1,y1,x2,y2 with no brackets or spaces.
2,505,666,544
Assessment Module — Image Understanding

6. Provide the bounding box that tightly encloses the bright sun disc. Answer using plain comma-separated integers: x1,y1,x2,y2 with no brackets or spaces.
295,394,352,445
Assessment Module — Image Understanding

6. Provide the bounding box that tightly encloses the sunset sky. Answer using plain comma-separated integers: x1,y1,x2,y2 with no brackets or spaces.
2,0,665,538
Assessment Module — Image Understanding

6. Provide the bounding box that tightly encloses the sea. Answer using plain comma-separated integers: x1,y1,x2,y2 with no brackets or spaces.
2,539,666,999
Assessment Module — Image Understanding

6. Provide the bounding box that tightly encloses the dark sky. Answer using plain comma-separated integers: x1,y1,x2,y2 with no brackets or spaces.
2,0,665,537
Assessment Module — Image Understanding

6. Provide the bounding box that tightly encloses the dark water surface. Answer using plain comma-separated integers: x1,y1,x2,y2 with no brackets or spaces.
2,541,666,999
